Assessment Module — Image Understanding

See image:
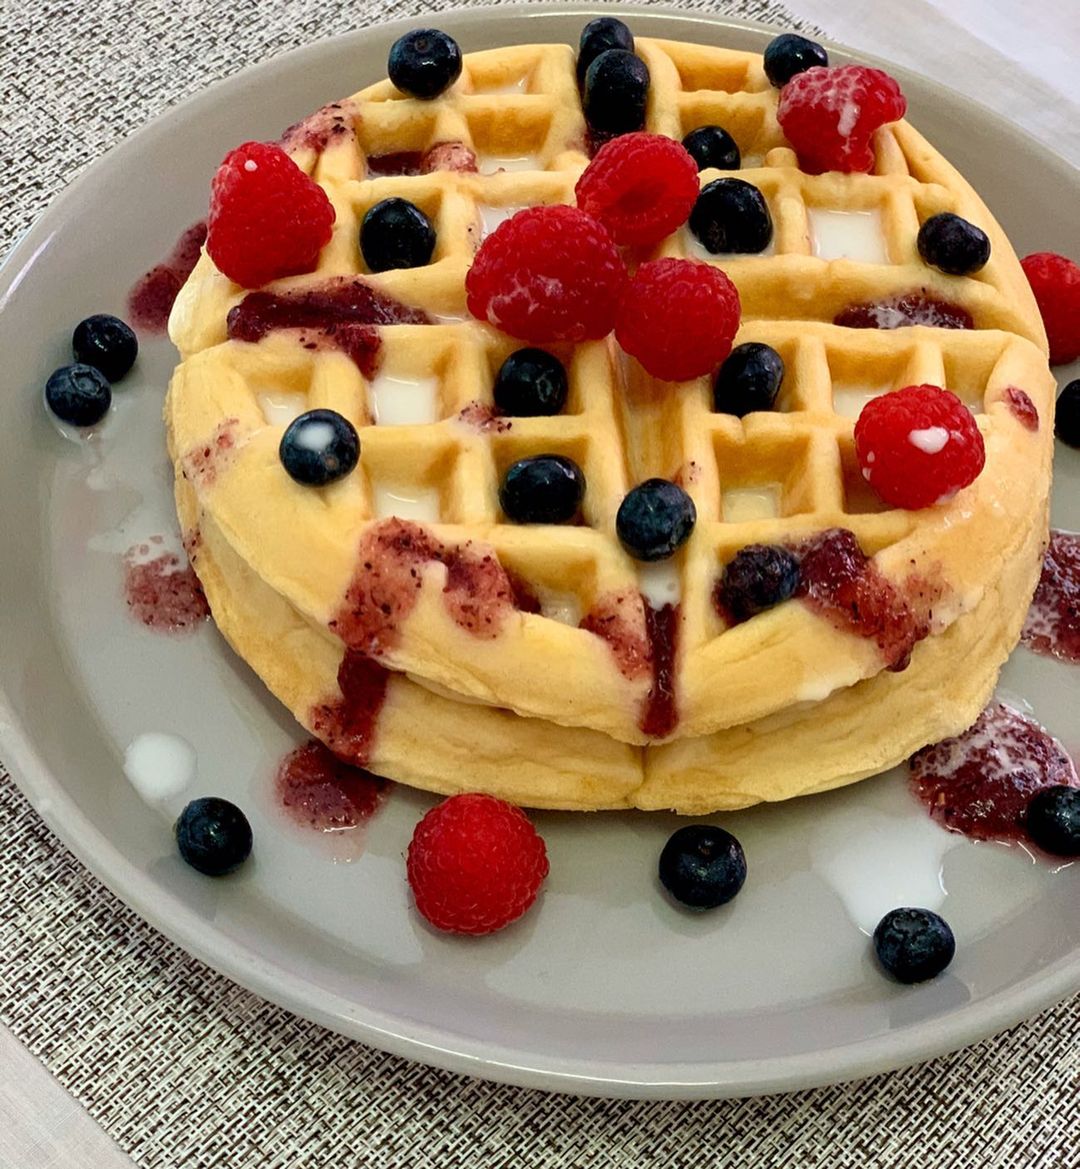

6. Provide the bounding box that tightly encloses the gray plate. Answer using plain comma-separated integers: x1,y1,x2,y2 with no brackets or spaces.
1,4,1079,1099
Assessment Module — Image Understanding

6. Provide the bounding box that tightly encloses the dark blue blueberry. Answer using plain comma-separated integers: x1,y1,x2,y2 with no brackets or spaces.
688,178,773,254
714,342,785,417
175,797,253,876
494,349,568,417
72,314,138,382
45,363,112,427
280,409,360,486
577,16,634,88
681,125,741,172
715,545,800,623
917,212,991,276
583,49,650,136
360,198,436,272
500,455,584,524
763,33,828,87
659,825,747,910
1055,380,1080,448
387,29,462,99
873,907,956,983
616,479,696,562
1026,786,1080,857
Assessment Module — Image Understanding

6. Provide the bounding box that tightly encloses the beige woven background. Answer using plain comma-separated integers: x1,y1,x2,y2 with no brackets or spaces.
1,0,1078,1165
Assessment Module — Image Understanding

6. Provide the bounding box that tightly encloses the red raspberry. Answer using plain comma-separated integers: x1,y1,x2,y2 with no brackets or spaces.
465,205,627,343
854,385,985,509
1020,252,1080,365
207,142,335,289
575,132,700,248
615,259,741,381
406,793,549,936
777,65,906,174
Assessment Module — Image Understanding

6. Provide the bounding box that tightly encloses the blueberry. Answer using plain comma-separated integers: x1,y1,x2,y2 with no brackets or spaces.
45,364,112,427
387,29,462,100
280,409,360,486
714,342,785,417
583,49,650,136
500,455,584,524
658,825,747,910
715,545,800,623
873,907,956,983
1026,786,1080,856
616,479,696,562
682,126,741,172
494,349,568,417
72,314,138,382
360,198,436,272
577,16,634,88
917,212,991,276
1056,380,1080,448
763,33,829,87
688,178,773,254
175,797,253,876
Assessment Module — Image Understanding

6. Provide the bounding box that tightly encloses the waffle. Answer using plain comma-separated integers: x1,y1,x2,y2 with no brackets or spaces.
165,33,1054,810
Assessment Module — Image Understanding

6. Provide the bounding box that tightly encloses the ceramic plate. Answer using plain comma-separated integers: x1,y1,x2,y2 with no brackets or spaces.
2,5,1078,1099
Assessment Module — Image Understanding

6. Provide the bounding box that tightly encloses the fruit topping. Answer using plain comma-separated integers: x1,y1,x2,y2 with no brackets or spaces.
360,197,436,273
128,221,207,334
575,132,699,248
834,292,973,330
1021,529,1080,664
279,408,360,486
872,907,955,983
387,29,462,100
713,342,785,416
714,544,801,623
499,454,585,524
763,33,829,86
576,16,634,87
681,125,741,172
493,348,568,416
582,49,650,137
917,212,991,276
854,384,985,509
45,364,111,427
406,793,549,935
616,479,696,561
1021,252,1080,365
777,64,906,174
615,258,741,381
1003,386,1039,431
658,825,747,910
1025,786,1080,857
72,314,138,382
175,797,253,876
1056,380,1080,447
207,141,335,289
688,177,773,254
466,205,627,343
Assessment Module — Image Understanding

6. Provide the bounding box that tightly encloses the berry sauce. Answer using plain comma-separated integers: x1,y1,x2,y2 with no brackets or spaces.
309,649,391,765
365,151,426,177
910,701,1080,845
226,279,430,378
579,591,651,680
280,102,354,155
366,141,477,177
276,738,389,832
834,293,974,331
181,418,238,489
127,221,208,333
796,528,929,671
1004,386,1040,431
1022,530,1080,664
456,401,512,433
123,541,209,632
641,603,679,737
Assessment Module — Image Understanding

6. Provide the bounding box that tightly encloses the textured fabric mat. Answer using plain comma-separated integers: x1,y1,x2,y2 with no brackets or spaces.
2,0,1079,1166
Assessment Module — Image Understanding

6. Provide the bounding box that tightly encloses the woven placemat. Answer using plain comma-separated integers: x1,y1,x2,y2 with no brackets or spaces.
2,1,1078,1166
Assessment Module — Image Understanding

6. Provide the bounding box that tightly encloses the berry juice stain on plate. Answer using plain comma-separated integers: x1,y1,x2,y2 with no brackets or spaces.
1022,529,1080,663
127,221,207,333
123,539,209,632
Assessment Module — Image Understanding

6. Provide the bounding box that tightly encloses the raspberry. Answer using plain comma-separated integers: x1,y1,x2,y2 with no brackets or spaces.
854,385,985,509
465,205,627,343
575,132,700,248
615,259,741,381
777,65,906,174
406,793,549,935
207,142,336,289
1021,252,1080,365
